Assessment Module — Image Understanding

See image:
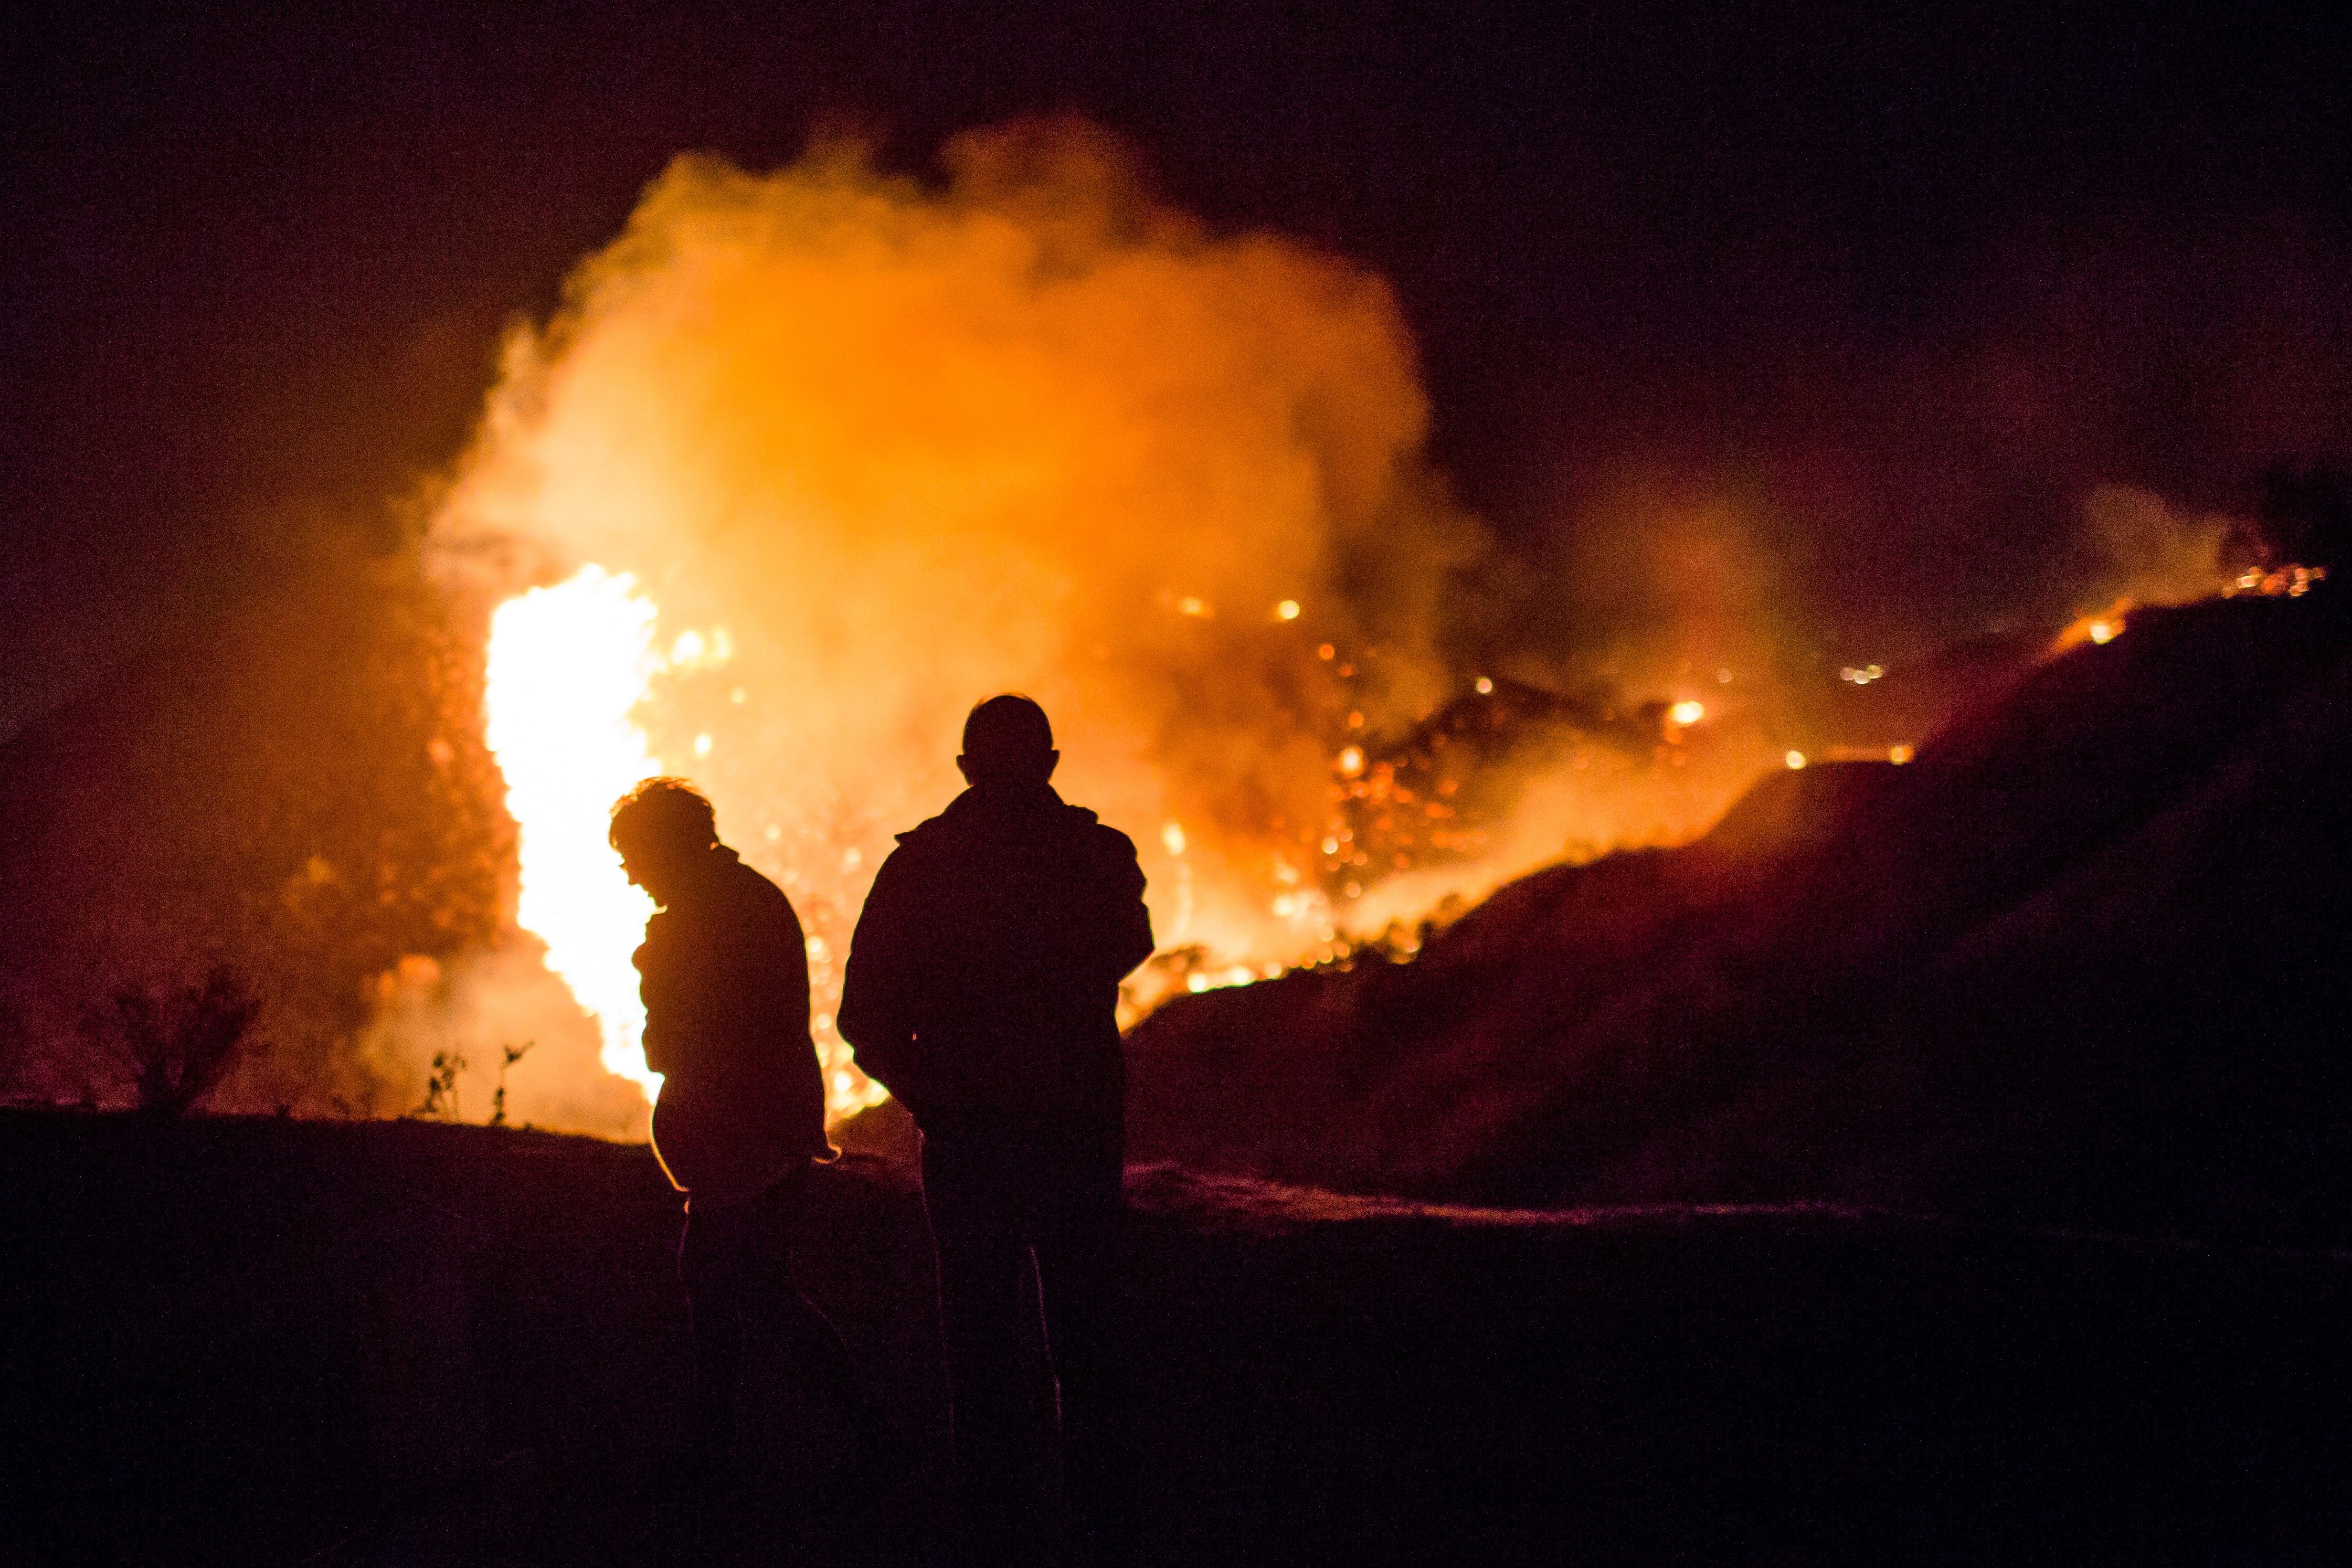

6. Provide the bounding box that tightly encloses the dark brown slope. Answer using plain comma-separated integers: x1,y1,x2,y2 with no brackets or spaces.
1126,589,2352,1239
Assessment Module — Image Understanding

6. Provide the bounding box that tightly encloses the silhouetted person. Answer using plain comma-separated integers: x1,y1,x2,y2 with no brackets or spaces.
840,696,1154,1566
610,777,887,1503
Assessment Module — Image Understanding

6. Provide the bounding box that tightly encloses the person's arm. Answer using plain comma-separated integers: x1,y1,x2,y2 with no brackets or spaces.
838,847,929,1113
635,918,678,1077
1095,827,1156,981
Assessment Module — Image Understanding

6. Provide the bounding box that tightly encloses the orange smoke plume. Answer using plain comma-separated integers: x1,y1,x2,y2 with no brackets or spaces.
430,122,1489,1123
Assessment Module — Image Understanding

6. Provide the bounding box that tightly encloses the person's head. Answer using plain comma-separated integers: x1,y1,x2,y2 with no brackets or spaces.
957,694,1059,789
609,776,719,905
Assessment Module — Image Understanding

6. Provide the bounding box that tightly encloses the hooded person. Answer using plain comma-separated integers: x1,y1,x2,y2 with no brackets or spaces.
609,776,889,1499
840,695,1154,1566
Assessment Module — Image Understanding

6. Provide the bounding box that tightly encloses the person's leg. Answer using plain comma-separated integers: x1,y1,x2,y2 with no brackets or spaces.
679,1199,750,1480
734,1168,899,1475
1032,1140,1134,1567
923,1137,1040,1563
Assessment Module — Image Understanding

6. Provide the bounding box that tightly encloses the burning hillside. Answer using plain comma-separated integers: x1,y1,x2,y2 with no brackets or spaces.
425,123,1808,1125
1125,582,2352,1241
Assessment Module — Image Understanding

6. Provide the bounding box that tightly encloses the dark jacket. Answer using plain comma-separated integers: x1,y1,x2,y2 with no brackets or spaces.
839,783,1153,1143
637,844,831,1202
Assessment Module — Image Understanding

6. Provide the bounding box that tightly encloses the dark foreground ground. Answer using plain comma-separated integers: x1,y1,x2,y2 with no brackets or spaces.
4,1110,2348,1566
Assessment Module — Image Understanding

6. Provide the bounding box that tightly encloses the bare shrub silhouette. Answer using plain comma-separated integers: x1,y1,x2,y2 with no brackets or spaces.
489,1040,535,1127
98,966,261,1115
416,1049,467,1121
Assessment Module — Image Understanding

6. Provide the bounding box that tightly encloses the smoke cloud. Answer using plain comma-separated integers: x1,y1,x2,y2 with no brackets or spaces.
428,121,1515,1114
2071,484,2236,611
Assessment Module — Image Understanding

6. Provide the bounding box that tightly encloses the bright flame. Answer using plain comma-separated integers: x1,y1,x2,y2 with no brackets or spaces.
1785,750,1807,770
1275,599,1301,621
1669,700,1705,726
2054,598,2134,653
485,566,663,1098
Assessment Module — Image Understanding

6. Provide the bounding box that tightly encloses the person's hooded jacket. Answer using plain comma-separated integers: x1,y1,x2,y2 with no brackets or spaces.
839,783,1153,1144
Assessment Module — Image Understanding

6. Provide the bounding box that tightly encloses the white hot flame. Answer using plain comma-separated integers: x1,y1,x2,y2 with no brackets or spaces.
485,566,664,1099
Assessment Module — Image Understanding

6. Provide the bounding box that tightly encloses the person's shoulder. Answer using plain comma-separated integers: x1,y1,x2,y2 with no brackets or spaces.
1060,804,1142,870
715,850,801,920
883,807,958,867
859,819,942,903
1086,820,1139,861
708,846,765,893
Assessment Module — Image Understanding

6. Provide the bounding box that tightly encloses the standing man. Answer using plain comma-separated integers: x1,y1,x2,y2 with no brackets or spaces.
610,777,884,1500
840,696,1154,1566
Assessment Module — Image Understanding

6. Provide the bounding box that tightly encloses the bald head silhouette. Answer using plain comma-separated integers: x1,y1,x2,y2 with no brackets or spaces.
957,694,1060,789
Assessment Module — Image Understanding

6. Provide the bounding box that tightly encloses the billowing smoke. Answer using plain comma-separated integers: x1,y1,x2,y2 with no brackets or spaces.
2070,484,2236,611
428,122,1510,1120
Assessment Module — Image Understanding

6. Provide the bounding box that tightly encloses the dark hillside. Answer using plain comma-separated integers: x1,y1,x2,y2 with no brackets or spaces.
4,1112,2346,1565
1127,590,2352,1238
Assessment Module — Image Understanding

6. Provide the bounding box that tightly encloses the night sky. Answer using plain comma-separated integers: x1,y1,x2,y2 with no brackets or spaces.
5,1,2349,736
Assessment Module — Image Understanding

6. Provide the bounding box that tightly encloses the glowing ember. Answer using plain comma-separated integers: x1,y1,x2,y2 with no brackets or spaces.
1785,750,1807,769
485,566,664,1098
1275,599,1302,621
2087,619,2119,644
2226,564,2328,598
1669,700,1705,726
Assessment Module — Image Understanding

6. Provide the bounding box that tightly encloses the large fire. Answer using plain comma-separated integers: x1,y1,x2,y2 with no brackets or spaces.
425,149,2315,1139
430,123,1935,1131
428,132,2314,1139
